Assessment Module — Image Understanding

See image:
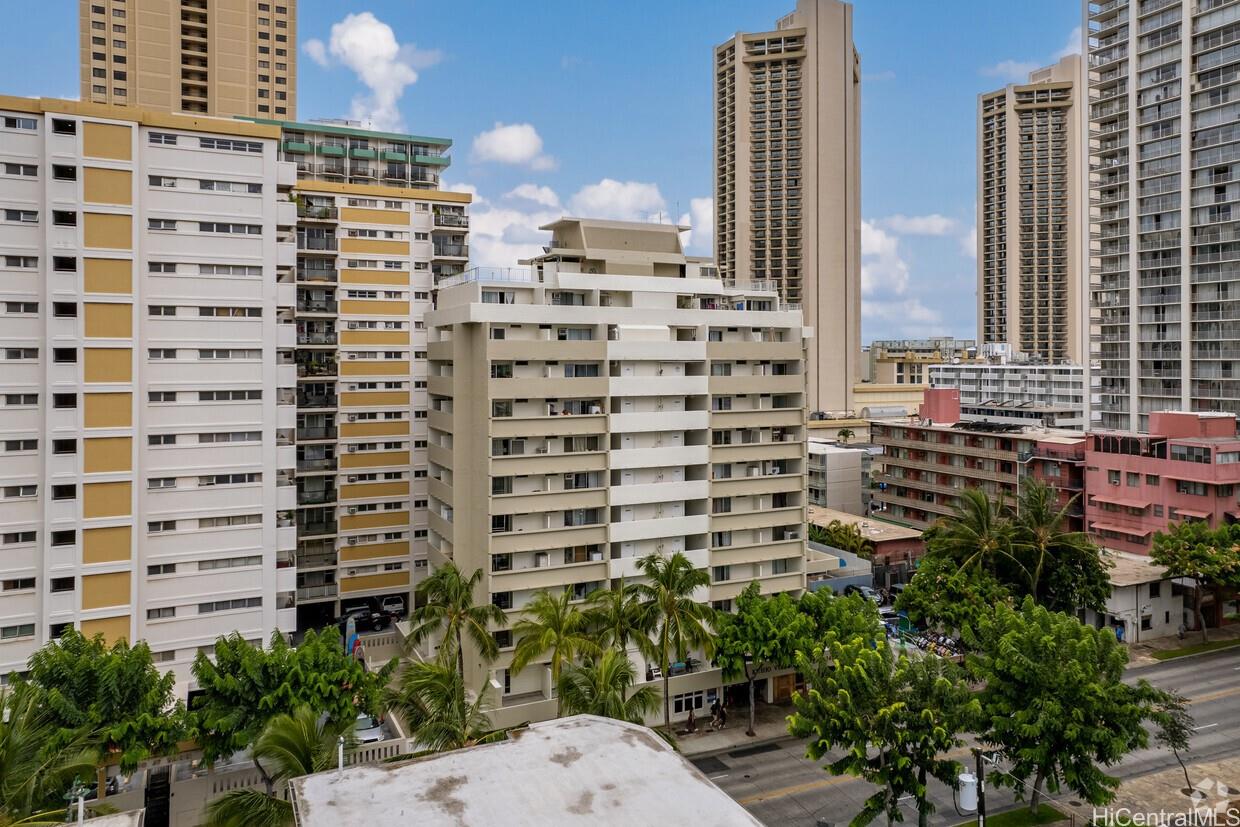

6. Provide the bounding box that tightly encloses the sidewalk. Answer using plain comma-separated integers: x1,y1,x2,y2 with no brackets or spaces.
679,701,797,757
1127,623,1240,667
1060,755,1240,823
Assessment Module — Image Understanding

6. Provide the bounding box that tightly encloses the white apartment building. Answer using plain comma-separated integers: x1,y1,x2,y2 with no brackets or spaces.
929,359,1095,429
426,218,809,722
1086,0,1240,430
0,97,297,685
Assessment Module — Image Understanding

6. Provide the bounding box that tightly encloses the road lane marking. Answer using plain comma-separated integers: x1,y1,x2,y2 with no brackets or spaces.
710,774,730,780
1187,685,1240,705
1193,723,1219,731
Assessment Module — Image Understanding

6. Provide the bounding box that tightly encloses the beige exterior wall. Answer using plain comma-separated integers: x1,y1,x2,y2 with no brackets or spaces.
978,55,1083,363
426,218,809,720
79,0,296,120
715,0,861,415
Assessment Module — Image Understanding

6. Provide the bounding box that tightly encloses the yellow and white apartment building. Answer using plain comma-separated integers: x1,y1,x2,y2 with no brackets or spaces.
0,96,468,691
426,218,809,722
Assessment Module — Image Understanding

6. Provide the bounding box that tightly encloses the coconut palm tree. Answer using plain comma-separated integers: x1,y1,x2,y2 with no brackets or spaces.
509,588,600,716
836,428,855,445
1013,478,1096,604
386,660,507,754
407,563,505,682
204,705,349,827
634,552,716,732
933,488,1025,581
0,688,96,827
557,649,661,724
585,578,651,654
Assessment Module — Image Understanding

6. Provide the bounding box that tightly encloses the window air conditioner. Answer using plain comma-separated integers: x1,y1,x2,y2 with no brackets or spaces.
347,537,359,545
347,414,358,422
347,506,358,514
347,475,358,483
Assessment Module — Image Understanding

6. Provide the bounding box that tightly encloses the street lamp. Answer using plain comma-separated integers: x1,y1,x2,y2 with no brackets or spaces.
743,652,757,737
63,777,88,825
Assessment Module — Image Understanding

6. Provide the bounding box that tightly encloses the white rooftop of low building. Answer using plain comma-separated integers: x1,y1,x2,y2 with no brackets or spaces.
288,715,762,827
84,812,145,827
807,506,923,543
1106,551,1171,588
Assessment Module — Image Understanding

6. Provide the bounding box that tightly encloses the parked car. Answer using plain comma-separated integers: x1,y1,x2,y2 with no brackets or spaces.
844,584,882,603
380,596,407,618
337,607,390,635
353,712,384,744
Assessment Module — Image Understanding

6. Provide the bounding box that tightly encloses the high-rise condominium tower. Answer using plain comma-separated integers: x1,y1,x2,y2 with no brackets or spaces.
426,219,809,721
715,0,861,415
79,0,297,119
1087,0,1240,431
0,96,466,693
978,55,1083,364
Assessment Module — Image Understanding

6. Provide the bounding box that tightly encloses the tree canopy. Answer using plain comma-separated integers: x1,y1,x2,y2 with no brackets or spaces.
1151,521,1240,642
966,597,1166,812
189,630,394,765
23,628,183,773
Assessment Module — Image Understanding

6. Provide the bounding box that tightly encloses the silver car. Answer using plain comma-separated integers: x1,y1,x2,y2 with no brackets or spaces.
354,713,384,744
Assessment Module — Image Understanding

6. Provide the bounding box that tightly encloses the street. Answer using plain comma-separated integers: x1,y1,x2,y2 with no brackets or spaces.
693,649,1240,826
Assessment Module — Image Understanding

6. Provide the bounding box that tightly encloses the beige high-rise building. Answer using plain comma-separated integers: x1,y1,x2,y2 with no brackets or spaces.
715,0,861,416
426,219,809,723
977,55,1083,364
1085,0,1240,432
79,0,296,119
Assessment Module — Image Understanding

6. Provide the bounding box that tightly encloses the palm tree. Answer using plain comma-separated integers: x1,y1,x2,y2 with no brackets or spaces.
836,427,855,445
0,688,95,827
634,552,716,732
585,579,651,654
934,488,1024,580
1013,478,1094,603
386,660,507,754
204,706,348,827
557,649,661,724
510,588,600,716
407,563,505,682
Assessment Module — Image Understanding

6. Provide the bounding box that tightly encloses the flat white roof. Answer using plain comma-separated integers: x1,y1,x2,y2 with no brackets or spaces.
289,716,761,826
83,812,144,827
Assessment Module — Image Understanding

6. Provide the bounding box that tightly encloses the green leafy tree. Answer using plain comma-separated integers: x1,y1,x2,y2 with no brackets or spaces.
556,649,661,724
407,563,505,680
967,597,1165,812
797,587,884,647
386,660,507,754
585,578,652,653
635,552,716,732
24,629,183,774
1151,521,1240,643
0,686,97,825
509,588,600,716
894,554,1010,638
190,630,393,766
836,428,855,444
204,705,350,827
930,489,1021,578
716,583,813,736
1014,479,1109,612
1151,689,1196,792
790,638,978,827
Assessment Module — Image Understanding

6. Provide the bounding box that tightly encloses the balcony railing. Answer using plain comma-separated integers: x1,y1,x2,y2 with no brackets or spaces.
297,394,338,409
298,237,338,251
296,584,338,601
433,213,469,229
297,426,337,440
433,243,469,258
296,300,338,314
297,521,338,538
297,488,337,505
297,332,338,345
298,205,338,220
297,457,337,472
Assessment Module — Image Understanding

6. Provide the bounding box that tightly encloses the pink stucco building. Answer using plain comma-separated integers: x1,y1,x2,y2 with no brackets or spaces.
1084,411,1240,556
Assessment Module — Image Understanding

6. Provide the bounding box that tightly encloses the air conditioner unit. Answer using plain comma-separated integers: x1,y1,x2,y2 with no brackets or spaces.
347,475,358,483
347,506,358,514
347,414,358,422
346,569,357,576
347,537,359,545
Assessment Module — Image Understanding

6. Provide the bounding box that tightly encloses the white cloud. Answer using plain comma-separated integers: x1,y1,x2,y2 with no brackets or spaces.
678,197,714,255
568,179,667,222
471,123,556,170
1055,26,1083,60
980,59,1040,83
960,225,978,259
308,12,439,132
880,213,957,236
506,183,560,209
445,182,486,207
863,70,896,82
860,220,910,297
303,39,328,67
862,298,944,338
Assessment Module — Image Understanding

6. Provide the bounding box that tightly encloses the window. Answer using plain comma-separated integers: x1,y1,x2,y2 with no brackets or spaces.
3,578,35,591
197,555,261,570
149,132,177,145
148,477,175,489
0,624,34,641
51,530,75,546
199,137,262,153
4,439,37,452
5,209,37,223
148,520,176,533
52,165,76,181
1170,445,1211,464
4,394,37,406
53,302,77,318
53,256,76,272
1149,581,1161,599
1107,469,1121,485
51,119,76,135
1146,474,1160,484
50,577,74,593
772,558,790,575
52,439,76,455
5,303,37,315
713,565,731,582
52,211,76,227
199,597,262,613
3,485,36,499
2,531,35,545
490,362,513,379
53,348,77,364
492,592,513,610
148,218,176,231
3,163,36,177
148,434,175,445
147,607,175,620
148,392,176,403
4,256,37,268
1175,480,1208,497
51,484,75,500
1126,472,1140,488
2,117,36,130
712,497,732,514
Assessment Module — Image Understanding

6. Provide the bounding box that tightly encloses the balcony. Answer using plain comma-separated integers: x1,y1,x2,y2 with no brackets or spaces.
297,266,337,283
296,361,337,378
433,213,469,229
297,488,337,506
298,204,338,220
298,236,338,251
297,331,338,346
296,300,338,314
296,583,338,601
433,243,469,258
297,426,337,440
297,456,337,472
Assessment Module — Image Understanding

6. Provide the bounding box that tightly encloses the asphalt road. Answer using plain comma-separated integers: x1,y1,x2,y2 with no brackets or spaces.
694,648,1240,827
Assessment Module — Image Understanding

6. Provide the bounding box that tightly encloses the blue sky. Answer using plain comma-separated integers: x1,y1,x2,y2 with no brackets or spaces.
9,0,1079,341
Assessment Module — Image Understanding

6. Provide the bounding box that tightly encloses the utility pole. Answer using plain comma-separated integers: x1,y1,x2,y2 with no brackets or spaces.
973,748,987,827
